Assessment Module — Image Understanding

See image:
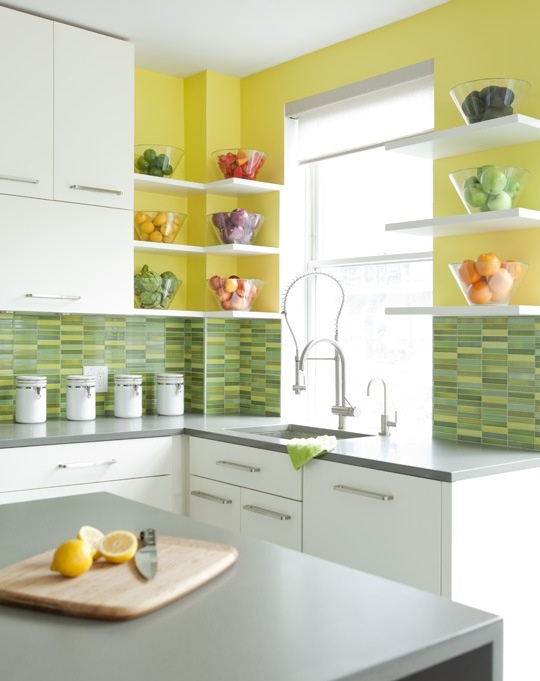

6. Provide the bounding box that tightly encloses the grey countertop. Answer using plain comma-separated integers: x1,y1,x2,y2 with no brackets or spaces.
1,413,540,482
0,493,502,681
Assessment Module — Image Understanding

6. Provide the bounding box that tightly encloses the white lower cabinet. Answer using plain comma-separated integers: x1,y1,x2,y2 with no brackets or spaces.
0,436,180,512
303,459,442,594
188,437,302,551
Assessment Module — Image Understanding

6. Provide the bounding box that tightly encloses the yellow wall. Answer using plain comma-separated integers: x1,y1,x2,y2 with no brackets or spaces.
240,0,540,305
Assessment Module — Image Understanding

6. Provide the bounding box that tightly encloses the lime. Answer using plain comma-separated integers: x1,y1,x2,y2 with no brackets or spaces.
136,156,150,172
149,167,163,177
163,164,173,176
154,153,170,170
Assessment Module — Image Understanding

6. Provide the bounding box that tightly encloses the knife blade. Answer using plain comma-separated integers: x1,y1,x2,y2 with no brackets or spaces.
134,528,158,580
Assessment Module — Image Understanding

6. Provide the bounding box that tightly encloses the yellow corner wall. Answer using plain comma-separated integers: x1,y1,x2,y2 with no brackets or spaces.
240,0,540,306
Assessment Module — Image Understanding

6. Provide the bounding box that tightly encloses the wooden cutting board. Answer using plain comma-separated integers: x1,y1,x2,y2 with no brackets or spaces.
0,535,238,620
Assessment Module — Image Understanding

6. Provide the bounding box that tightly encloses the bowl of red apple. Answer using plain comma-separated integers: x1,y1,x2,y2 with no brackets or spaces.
213,149,266,180
209,209,264,245
208,275,264,311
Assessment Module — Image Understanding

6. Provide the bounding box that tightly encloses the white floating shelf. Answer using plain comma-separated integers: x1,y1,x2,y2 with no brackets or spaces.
204,244,279,256
133,241,278,257
134,242,205,255
385,114,540,159
134,175,282,197
386,208,540,237
204,310,282,319
131,308,281,319
386,306,540,317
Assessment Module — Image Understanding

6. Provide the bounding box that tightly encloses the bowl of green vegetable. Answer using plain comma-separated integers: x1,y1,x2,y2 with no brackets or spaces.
134,265,181,310
134,145,184,177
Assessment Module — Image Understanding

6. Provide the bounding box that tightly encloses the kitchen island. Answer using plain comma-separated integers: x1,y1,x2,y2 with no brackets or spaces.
0,493,501,681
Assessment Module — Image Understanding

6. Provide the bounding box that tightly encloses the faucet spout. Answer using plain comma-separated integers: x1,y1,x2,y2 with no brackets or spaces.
367,377,397,436
298,338,358,429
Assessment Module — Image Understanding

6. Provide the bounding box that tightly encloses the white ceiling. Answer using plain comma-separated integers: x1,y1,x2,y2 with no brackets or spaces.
2,0,450,78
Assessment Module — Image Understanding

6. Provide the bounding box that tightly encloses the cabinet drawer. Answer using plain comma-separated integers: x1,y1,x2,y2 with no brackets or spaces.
189,437,301,500
0,437,174,493
189,476,240,532
303,460,442,594
241,488,302,551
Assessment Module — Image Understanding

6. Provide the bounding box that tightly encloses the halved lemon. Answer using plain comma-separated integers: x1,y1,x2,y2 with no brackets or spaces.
78,525,104,560
99,530,138,564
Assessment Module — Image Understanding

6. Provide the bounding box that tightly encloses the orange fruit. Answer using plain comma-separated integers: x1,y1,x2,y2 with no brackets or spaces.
475,252,501,277
467,280,492,305
458,259,481,286
502,260,524,280
488,268,514,299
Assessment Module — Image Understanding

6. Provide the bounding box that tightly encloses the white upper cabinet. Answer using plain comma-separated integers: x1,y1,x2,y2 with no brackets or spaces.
53,22,134,209
0,7,133,210
0,8,53,199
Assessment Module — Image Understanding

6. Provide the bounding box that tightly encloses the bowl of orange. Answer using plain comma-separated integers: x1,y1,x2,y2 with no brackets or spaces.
449,253,527,305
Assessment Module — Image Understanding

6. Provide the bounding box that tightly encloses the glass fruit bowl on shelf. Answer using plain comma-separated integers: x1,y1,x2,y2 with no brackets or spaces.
449,166,529,214
134,145,184,177
134,265,182,310
449,255,527,305
449,78,531,124
212,149,266,180
209,210,265,245
208,276,264,311
134,211,187,244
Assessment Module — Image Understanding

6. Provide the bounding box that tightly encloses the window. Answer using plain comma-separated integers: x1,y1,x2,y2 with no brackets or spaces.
283,62,434,434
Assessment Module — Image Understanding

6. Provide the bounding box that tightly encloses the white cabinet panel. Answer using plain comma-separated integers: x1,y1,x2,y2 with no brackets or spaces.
0,194,132,314
0,7,53,199
53,23,134,209
303,459,442,594
189,475,241,532
241,488,302,551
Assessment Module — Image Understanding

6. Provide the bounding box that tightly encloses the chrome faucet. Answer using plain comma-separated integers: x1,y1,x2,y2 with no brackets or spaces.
367,378,397,436
294,338,359,429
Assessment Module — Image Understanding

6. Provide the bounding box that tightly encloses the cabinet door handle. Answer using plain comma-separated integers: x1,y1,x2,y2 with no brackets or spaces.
0,173,39,184
69,184,123,196
333,484,394,502
243,504,291,521
190,490,233,505
58,458,118,469
216,460,261,473
25,293,82,301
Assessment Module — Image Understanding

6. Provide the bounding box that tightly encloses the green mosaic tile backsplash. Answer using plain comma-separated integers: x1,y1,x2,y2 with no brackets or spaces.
0,313,281,422
433,316,540,450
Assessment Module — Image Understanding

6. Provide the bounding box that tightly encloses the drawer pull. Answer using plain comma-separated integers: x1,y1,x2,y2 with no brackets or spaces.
191,490,233,505
58,458,118,469
216,460,261,473
243,504,291,521
26,293,82,301
333,484,394,502
0,173,39,184
70,184,123,196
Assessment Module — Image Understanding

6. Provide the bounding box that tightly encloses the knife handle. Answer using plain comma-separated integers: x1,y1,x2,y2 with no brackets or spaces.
140,528,156,546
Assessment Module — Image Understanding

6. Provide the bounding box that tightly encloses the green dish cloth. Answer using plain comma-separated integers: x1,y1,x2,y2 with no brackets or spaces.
287,435,337,470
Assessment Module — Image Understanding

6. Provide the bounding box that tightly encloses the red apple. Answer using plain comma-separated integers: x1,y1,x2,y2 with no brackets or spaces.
221,297,234,310
216,289,232,302
209,275,222,291
236,279,247,297
224,277,238,293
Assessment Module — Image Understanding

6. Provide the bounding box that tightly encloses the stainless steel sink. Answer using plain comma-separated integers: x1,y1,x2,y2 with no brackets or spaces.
229,423,373,441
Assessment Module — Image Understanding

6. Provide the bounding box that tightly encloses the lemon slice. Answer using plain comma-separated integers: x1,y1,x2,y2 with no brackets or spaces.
99,530,139,564
78,525,104,560
50,539,94,578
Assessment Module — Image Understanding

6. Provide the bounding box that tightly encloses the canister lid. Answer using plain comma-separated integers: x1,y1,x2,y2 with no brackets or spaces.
157,373,184,384
115,373,143,384
67,375,96,386
16,375,47,386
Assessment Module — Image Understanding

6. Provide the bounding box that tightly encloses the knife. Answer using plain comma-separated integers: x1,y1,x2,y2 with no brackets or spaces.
134,529,158,580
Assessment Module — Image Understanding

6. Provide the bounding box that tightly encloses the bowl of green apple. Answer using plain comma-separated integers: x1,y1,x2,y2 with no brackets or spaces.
449,165,530,214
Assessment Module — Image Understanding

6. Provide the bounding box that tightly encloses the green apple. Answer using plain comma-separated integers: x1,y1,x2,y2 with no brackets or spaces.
480,166,507,195
464,183,488,208
505,177,521,200
487,191,512,211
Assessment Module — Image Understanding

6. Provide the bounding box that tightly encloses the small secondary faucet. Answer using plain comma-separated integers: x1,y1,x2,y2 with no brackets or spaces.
367,377,397,436
295,338,359,430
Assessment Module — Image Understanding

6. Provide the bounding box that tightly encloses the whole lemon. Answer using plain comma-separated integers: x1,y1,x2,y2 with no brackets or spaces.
50,539,94,578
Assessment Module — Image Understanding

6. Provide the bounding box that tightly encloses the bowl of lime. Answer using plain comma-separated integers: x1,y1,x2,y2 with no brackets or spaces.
134,145,184,177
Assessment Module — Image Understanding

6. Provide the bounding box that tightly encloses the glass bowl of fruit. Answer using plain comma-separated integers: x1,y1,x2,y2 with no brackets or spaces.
209,210,265,245
208,276,264,312
134,145,184,177
450,78,530,124
134,211,187,244
212,149,266,180
449,255,527,305
449,166,529,214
